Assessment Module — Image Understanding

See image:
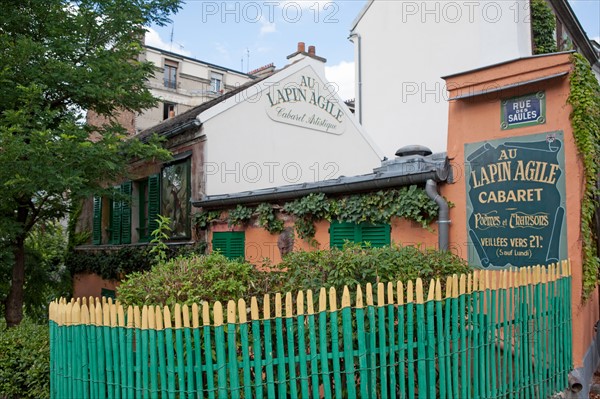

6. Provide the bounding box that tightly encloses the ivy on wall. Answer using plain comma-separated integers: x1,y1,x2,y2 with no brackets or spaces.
568,53,600,299
194,185,441,246
531,0,558,55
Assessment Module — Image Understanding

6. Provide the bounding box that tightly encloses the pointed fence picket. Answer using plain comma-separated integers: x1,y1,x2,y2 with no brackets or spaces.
50,261,573,398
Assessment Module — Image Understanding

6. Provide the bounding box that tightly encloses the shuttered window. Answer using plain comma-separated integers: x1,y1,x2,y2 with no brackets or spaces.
147,174,161,238
329,221,391,249
120,182,132,244
212,232,245,260
92,196,102,245
138,174,160,242
108,182,132,245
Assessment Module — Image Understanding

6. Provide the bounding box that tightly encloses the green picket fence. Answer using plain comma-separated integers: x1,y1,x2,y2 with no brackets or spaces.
50,261,572,398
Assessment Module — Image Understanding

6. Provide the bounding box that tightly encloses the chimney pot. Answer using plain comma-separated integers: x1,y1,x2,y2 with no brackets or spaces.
298,42,305,53
308,45,316,55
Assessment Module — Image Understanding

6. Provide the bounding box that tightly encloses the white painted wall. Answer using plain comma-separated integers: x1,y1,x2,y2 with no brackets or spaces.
199,59,383,196
352,0,533,156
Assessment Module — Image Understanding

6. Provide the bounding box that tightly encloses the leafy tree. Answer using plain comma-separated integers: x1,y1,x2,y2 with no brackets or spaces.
0,0,180,326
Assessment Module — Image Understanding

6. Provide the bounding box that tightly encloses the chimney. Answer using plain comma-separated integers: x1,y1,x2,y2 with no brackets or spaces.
286,42,327,64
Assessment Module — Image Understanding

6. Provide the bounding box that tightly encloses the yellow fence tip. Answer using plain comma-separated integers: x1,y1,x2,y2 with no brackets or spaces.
237,298,249,323
155,306,164,330
285,292,293,318
307,290,315,315
275,293,282,318
387,282,394,306
117,305,125,328
366,283,374,306
297,291,305,315
191,303,199,328
427,279,435,302
263,295,271,320
174,304,182,329
356,285,364,308
406,280,414,304
72,302,81,325
238,299,247,324
416,278,424,304
397,281,404,306
329,287,337,311
213,302,223,327
342,286,350,309
319,288,327,312
203,302,211,326
182,304,190,328
251,297,259,321
227,300,236,324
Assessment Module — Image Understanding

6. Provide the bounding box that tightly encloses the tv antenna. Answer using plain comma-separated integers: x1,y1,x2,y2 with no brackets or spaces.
246,48,250,73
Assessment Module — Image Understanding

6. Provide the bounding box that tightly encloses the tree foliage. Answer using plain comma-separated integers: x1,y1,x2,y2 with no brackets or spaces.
0,0,181,325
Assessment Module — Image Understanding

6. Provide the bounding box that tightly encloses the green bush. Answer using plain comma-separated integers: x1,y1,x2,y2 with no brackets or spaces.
65,244,206,281
117,253,254,307
276,243,471,295
0,320,50,399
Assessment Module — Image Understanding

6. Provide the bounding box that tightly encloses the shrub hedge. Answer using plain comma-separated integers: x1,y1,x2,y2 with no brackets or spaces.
116,253,254,307
117,244,471,307
0,320,50,399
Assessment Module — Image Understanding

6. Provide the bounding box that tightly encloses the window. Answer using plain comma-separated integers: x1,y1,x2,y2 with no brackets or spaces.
92,196,102,244
162,158,191,238
164,60,178,89
137,174,160,242
212,231,245,259
108,182,132,245
329,221,391,249
210,72,223,93
163,102,176,120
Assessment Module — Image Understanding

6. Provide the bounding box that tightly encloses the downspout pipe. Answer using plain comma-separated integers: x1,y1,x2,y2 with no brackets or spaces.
348,32,362,124
425,179,450,251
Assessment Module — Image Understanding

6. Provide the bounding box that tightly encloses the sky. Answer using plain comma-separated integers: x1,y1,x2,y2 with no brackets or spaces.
146,0,600,101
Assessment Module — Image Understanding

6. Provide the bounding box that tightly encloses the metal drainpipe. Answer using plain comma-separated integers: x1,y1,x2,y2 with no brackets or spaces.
348,32,362,124
425,179,450,251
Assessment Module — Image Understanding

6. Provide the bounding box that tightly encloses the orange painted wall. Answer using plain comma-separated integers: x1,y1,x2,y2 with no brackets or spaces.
209,216,439,267
442,52,599,368
73,272,119,299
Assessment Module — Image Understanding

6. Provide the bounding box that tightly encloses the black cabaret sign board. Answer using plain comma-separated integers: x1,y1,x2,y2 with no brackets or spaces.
464,131,567,268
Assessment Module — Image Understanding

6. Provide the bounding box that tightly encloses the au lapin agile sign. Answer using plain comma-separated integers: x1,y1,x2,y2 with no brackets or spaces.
464,132,567,268
265,66,346,135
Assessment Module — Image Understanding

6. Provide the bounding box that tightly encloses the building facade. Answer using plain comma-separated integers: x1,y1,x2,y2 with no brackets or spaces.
75,42,383,267
350,0,600,156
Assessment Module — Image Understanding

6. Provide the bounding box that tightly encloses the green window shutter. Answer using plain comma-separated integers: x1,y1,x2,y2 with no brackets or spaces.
120,181,132,244
147,174,161,238
330,221,391,249
212,232,245,260
109,195,122,245
359,223,391,248
92,196,102,245
329,221,359,249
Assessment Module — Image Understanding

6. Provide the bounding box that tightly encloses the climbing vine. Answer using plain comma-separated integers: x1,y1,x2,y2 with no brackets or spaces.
192,210,221,230
227,205,253,227
568,53,600,299
531,0,558,55
194,185,442,245
255,203,285,234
